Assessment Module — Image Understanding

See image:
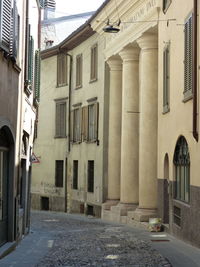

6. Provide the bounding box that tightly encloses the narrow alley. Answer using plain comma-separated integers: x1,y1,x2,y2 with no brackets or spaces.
1,211,200,267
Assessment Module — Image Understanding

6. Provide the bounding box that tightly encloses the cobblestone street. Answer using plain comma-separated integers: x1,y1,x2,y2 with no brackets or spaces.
2,210,200,267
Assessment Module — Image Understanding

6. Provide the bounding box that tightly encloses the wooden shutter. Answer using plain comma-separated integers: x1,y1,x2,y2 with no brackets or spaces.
34,50,41,101
90,44,98,81
76,54,82,87
55,160,63,187
0,0,12,52
184,15,193,93
10,0,18,59
163,46,169,109
28,33,34,89
57,53,67,86
55,102,66,137
55,103,61,136
70,110,74,142
82,106,88,141
94,102,99,141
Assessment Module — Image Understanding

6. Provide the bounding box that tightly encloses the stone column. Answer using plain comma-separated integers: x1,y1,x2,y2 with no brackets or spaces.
105,57,122,208
134,33,158,221
119,46,139,207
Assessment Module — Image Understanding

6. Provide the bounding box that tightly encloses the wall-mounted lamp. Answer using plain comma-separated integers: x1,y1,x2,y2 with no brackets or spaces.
103,19,121,33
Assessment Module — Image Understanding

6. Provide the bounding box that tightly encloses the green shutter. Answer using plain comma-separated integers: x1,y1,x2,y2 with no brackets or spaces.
28,35,34,89
0,0,12,52
34,50,41,101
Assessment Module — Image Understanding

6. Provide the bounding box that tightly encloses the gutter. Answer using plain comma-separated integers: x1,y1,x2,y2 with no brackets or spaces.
193,0,198,142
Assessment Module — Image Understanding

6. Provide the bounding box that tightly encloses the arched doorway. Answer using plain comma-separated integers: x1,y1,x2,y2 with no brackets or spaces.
0,128,10,246
163,153,169,224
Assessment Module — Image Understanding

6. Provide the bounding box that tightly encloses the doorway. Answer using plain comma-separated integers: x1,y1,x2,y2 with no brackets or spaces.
163,154,169,224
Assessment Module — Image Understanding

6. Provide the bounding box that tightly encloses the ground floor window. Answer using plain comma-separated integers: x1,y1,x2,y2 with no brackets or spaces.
173,136,190,202
87,160,94,193
73,160,78,189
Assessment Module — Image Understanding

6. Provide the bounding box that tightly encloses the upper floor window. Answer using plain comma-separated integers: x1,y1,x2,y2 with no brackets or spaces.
57,53,67,87
55,100,67,138
163,0,171,13
163,44,170,113
173,136,190,203
0,0,19,60
90,43,98,82
76,54,82,88
71,107,82,143
184,14,193,101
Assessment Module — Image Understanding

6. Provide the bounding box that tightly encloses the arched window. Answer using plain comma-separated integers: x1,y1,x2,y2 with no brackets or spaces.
173,136,190,202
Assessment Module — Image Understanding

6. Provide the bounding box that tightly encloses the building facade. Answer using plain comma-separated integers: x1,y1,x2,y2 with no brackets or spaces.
31,21,108,216
0,0,41,251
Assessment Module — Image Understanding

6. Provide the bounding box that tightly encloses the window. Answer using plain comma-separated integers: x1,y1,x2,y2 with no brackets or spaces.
73,160,78,189
88,161,94,193
173,136,190,202
163,44,170,113
34,50,41,102
55,101,66,138
90,44,98,81
57,53,67,87
163,0,171,13
76,54,82,88
184,15,193,100
88,103,99,142
71,107,81,143
55,160,63,187
0,0,12,53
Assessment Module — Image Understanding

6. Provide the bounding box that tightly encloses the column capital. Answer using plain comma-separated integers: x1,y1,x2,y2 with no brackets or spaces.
119,45,139,62
137,33,158,50
107,57,122,71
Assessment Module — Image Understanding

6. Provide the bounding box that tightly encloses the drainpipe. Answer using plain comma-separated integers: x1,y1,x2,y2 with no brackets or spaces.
193,0,198,142
25,0,29,81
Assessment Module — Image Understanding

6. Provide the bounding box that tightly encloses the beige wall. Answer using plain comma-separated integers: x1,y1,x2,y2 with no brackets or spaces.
157,0,200,187
69,33,106,213
32,55,69,210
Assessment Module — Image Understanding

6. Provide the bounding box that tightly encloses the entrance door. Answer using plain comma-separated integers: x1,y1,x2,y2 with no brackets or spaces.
163,154,169,224
0,150,8,246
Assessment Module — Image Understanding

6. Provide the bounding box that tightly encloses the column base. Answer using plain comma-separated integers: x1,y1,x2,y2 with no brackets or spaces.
133,207,157,222
102,200,119,211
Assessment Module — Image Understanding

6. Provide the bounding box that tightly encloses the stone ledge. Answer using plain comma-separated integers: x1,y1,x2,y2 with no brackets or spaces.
0,241,17,259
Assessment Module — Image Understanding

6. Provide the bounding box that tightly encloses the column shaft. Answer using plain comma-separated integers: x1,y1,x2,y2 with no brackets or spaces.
119,47,139,204
107,58,122,200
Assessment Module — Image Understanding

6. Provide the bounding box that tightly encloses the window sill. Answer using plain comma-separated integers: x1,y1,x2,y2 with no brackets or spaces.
183,90,193,103
75,85,82,90
173,198,190,208
89,78,98,83
54,135,67,139
71,141,82,144
56,83,68,88
162,105,170,114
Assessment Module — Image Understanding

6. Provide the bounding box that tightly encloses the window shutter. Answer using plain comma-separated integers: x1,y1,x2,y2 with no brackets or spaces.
82,106,88,141
163,46,169,109
34,50,41,101
10,0,18,59
70,110,74,142
0,0,12,52
184,15,193,93
90,44,98,81
28,32,34,89
57,53,67,86
94,102,99,141
56,103,61,136
60,102,66,137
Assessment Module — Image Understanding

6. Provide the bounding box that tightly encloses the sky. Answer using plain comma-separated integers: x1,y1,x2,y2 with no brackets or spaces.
55,0,105,17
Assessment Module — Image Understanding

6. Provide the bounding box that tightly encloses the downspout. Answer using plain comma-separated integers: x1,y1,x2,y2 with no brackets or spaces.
38,5,41,49
25,0,29,81
193,0,198,142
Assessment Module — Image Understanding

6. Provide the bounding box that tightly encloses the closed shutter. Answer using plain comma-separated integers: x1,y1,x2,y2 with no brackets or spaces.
184,15,193,93
57,53,67,86
10,0,18,59
163,46,169,109
34,50,41,101
28,32,34,89
82,106,88,141
55,102,66,137
70,110,74,142
94,102,99,141
0,0,12,52
56,103,61,136
55,160,63,187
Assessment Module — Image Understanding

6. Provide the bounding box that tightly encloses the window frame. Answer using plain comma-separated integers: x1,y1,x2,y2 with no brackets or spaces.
163,43,170,113
75,54,82,88
87,102,99,142
183,14,193,102
71,107,82,143
90,43,98,82
173,136,190,203
55,99,67,138
73,160,78,190
55,160,64,188
57,53,68,87
87,160,94,193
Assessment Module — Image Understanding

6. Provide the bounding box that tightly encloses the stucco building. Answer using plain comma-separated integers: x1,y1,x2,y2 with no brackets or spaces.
0,0,41,252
